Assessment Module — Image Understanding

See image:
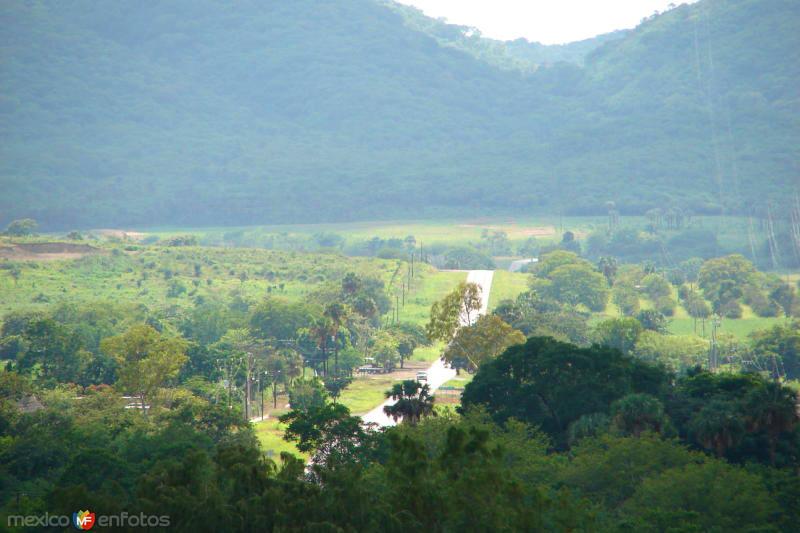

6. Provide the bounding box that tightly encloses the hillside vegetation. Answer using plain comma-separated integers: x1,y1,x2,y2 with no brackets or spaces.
1,0,798,229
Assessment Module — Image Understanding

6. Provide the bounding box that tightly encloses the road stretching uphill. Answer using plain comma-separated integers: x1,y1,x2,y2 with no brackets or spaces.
362,270,494,427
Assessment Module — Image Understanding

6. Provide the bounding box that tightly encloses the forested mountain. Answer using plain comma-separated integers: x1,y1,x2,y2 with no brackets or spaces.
384,1,628,70
1,0,798,229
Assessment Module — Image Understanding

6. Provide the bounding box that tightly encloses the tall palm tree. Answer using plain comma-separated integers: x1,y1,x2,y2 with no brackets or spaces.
324,303,348,376
688,400,745,458
383,380,435,426
309,320,332,376
744,381,799,465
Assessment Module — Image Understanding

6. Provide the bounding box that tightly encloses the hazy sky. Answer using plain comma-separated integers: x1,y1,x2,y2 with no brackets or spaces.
396,1,694,44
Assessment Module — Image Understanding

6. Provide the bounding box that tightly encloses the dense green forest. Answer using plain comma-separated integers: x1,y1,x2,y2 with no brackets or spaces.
1,0,798,229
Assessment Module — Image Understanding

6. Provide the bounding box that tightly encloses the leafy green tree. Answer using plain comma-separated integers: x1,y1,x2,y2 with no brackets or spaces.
749,321,800,379
442,246,495,269
641,273,671,301
698,254,757,308
371,330,400,372
612,285,640,316
384,379,435,425
621,461,778,532
443,315,525,372
679,257,704,284
680,286,712,327
280,402,374,469
249,297,317,341
634,309,668,333
426,281,482,342
536,263,609,311
15,318,85,384
322,375,352,405
532,250,588,278
610,393,668,437
493,290,591,345
101,324,188,414
288,378,328,412
769,283,798,317
4,218,37,236
179,301,235,345
633,331,707,372
593,317,643,355
462,336,669,446
559,434,706,507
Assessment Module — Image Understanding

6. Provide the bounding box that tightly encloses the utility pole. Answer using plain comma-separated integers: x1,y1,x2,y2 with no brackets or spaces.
260,372,265,421
708,315,720,371
244,351,254,421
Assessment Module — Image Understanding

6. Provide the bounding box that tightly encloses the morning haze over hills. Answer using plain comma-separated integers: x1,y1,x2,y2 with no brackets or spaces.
1,0,798,229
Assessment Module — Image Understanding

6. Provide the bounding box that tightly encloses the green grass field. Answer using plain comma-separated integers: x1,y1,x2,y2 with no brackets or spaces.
667,317,784,338
488,270,529,309
397,270,466,326
442,373,473,389
338,376,397,415
253,417,307,460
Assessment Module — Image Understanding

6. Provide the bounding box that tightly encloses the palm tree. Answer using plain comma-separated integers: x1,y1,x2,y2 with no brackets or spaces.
309,320,332,376
383,380,435,425
744,382,799,465
610,393,666,437
324,303,348,376
688,400,745,458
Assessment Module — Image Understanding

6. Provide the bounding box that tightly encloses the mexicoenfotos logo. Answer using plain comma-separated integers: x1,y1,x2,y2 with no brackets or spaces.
73,510,96,530
7,510,169,528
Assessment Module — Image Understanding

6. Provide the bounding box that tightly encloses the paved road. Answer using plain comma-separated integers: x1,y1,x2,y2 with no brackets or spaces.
362,270,494,427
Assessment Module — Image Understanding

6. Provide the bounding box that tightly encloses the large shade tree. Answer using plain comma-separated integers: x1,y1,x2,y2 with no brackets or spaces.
462,336,669,447
443,314,525,373
100,324,187,415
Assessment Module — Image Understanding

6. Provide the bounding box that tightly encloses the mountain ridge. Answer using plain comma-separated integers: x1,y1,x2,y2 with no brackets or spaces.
0,0,797,229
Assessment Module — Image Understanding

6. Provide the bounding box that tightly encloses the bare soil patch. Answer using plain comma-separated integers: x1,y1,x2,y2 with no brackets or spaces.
94,229,147,241
0,242,105,261
457,223,557,237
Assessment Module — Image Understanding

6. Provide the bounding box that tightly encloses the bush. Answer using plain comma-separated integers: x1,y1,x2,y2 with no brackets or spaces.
718,300,742,319
743,285,779,317
654,296,676,317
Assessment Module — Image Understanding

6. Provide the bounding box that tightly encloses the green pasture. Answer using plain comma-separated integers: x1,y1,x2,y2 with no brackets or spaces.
395,270,466,326
253,417,307,460
488,270,529,309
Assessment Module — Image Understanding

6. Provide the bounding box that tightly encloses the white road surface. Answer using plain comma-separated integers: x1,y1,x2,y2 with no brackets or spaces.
362,270,494,427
